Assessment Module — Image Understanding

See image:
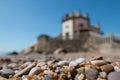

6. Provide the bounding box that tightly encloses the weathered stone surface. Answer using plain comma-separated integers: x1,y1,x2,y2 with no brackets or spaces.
0,69,15,78
69,58,85,67
52,73,59,79
15,63,35,77
69,61,78,67
8,63,18,69
44,75,52,80
108,72,120,80
114,66,120,72
57,60,69,66
75,58,85,64
44,70,54,77
100,64,114,73
99,72,107,78
91,56,103,61
29,67,43,76
78,73,84,80
85,67,98,80
76,67,84,73
91,60,107,66
97,78,107,80
20,62,32,69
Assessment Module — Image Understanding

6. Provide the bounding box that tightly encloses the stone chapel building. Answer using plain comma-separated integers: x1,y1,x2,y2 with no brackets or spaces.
22,12,120,54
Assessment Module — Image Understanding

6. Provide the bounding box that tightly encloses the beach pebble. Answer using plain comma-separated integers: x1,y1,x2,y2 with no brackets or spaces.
91,56,103,61
108,72,120,80
85,67,98,80
8,63,18,69
114,66,120,72
20,62,32,69
44,70,54,77
78,73,85,80
15,63,35,77
91,60,107,66
100,64,114,73
75,58,85,64
97,78,107,80
57,60,69,66
0,69,15,78
29,66,43,76
69,61,78,67
44,75,52,80
99,72,107,78
76,67,84,73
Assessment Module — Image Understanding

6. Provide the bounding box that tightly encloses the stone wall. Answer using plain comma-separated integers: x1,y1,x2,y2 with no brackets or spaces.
35,32,91,53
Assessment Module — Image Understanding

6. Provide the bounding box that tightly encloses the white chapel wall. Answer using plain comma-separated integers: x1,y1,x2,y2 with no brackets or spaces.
62,20,74,40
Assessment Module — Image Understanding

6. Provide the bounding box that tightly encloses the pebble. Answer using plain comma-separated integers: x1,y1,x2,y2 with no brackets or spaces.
100,64,114,73
91,56,103,61
44,75,52,80
8,63,18,69
15,63,36,77
97,78,107,80
85,67,99,80
108,72,120,80
91,60,107,66
75,58,85,64
99,72,107,79
78,73,85,80
0,69,15,78
29,66,43,76
57,60,69,66
114,66,120,72
0,55,119,80
76,67,84,73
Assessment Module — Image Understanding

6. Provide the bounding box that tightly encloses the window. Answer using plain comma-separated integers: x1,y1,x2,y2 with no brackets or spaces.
79,23,84,27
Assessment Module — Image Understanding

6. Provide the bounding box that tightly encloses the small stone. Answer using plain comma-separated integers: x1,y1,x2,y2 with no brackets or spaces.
97,78,107,80
15,63,35,77
44,75,52,80
85,67,98,80
70,69,77,79
59,73,68,80
78,73,85,80
20,62,32,69
91,60,107,66
44,70,54,77
29,66,43,76
69,61,78,67
57,60,69,66
99,72,107,78
36,62,46,67
100,64,114,73
8,63,18,69
91,56,103,61
0,69,15,78
76,67,84,73
52,73,58,79
75,58,85,64
114,66,120,72
108,72,120,80
61,66,70,74
41,65,47,70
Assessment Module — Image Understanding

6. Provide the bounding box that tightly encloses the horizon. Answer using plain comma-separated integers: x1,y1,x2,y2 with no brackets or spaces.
0,0,120,54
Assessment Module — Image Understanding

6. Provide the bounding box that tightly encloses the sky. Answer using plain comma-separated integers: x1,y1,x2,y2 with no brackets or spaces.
0,0,120,54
